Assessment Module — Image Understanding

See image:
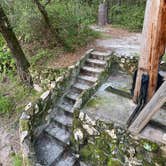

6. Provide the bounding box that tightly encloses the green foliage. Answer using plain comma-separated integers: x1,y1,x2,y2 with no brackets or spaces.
11,154,23,166
2,0,42,42
110,4,145,31
2,0,98,51
47,0,98,51
30,49,53,66
0,35,16,74
0,95,13,114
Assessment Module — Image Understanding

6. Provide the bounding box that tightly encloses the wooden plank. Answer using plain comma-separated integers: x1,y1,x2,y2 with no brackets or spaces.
133,0,166,102
129,81,166,134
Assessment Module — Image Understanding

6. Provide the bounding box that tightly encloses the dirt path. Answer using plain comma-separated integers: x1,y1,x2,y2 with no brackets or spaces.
0,115,20,166
91,25,141,57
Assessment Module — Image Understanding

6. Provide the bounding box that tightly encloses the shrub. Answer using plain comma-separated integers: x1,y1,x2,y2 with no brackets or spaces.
110,4,145,31
0,35,16,74
0,95,13,114
47,0,98,51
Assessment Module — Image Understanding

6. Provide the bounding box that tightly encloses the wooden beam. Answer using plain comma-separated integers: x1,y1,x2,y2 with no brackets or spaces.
133,0,166,102
129,81,166,134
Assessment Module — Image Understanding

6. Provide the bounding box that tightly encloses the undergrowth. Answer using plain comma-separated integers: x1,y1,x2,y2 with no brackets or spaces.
11,154,23,166
0,95,13,114
110,4,145,31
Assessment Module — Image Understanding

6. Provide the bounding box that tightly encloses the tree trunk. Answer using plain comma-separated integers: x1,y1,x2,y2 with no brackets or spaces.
33,0,62,45
98,1,108,26
133,0,166,102
0,5,33,87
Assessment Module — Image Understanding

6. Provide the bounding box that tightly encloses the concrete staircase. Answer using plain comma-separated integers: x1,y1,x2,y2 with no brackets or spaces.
34,51,111,166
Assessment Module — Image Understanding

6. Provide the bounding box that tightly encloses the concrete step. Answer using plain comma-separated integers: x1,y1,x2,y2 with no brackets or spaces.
86,58,106,66
34,133,64,166
53,113,73,128
66,91,80,101
73,82,90,91
58,101,74,114
82,66,104,74
78,75,98,83
45,123,71,145
90,51,111,60
56,153,76,166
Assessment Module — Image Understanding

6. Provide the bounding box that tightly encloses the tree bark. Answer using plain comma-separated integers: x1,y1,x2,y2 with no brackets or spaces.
0,4,33,87
98,1,109,26
129,81,166,134
33,0,62,45
133,0,166,102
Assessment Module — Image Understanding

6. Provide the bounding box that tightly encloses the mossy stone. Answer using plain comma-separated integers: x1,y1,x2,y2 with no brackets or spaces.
20,119,29,131
107,158,122,166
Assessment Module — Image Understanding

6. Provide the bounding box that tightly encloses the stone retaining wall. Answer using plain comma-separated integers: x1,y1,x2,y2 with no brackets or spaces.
19,51,144,165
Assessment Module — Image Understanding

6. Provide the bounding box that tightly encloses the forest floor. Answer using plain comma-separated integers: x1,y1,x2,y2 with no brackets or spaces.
0,26,141,166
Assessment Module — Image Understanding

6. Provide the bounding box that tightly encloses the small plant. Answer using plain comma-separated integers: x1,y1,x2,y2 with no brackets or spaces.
30,49,53,66
0,35,16,74
11,154,23,166
0,95,13,114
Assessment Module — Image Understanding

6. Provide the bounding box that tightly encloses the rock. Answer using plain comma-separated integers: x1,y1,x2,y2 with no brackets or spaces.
35,104,40,114
34,84,42,92
79,112,85,121
40,90,50,101
162,133,166,142
50,81,56,89
20,112,30,120
25,102,32,111
83,124,99,135
128,147,135,157
105,129,117,139
74,128,84,141
121,58,125,63
20,131,28,143
84,114,96,126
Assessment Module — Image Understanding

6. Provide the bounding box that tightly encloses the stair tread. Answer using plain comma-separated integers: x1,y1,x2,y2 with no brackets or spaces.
58,101,73,113
78,75,98,82
91,51,111,56
66,91,80,100
82,66,104,73
45,123,70,144
34,134,64,166
56,153,76,166
53,113,73,127
73,82,90,90
87,58,106,65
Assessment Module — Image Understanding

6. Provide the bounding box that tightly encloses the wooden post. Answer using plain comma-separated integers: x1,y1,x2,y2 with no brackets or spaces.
129,81,166,134
133,0,166,102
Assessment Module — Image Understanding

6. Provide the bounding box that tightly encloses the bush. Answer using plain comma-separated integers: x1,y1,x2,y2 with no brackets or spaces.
2,0,98,51
110,4,145,31
47,0,98,51
0,35,16,74
0,95,13,114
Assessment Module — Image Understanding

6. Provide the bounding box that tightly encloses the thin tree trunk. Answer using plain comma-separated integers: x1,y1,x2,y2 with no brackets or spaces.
33,0,62,45
98,1,108,26
0,5,33,87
